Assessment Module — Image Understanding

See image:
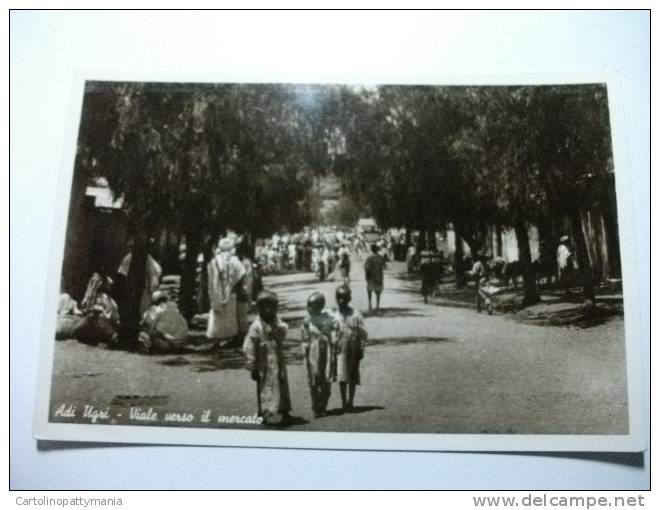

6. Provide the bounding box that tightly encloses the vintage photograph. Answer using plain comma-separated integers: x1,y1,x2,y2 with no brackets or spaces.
41,79,630,441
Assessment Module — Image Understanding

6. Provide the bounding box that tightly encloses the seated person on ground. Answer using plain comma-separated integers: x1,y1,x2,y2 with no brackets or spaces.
55,293,83,340
71,273,121,346
138,290,189,353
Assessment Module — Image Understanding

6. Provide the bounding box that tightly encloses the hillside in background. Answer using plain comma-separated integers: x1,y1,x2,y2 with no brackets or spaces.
313,174,363,227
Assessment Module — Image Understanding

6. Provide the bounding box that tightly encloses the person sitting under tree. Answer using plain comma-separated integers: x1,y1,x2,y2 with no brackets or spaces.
137,290,188,353
72,272,120,346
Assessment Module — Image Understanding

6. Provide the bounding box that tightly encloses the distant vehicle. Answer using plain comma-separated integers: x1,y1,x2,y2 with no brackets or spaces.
357,218,381,244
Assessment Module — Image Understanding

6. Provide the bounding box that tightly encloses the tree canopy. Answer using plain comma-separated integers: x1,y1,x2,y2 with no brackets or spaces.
68,80,617,334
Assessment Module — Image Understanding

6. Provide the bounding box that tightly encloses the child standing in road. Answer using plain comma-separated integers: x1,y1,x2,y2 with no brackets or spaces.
301,292,337,418
333,285,368,411
243,291,292,425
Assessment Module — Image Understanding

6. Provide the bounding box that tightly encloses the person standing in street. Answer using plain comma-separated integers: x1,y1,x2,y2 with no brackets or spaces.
364,244,386,311
333,285,367,412
303,240,313,272
338,242,351,286
557,235,575,297
301,292,337,418
353,234,366,261
243,291,292,425
325,244,336,280
468,254,493,314
206,237,246,347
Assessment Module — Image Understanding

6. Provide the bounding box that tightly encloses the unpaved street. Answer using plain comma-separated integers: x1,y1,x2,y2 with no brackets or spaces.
50,258,628,434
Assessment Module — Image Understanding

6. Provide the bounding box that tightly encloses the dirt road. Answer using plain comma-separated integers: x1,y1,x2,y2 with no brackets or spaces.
49,257,628,434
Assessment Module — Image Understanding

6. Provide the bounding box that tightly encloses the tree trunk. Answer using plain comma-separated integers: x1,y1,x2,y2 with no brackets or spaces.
602,183,622,279
120,231,148,347
61,159,91,300
536,217,554,261
597,210,610,282
453,224,467,288
416,229,426,252
601,205,621,279
514,219,540,306
570,211,596,303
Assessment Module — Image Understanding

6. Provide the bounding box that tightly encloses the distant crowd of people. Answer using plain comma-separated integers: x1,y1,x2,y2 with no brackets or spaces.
253,229,366,277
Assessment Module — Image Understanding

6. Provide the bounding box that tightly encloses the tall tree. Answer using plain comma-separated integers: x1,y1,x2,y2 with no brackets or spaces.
535,84,615,302
75,82,335,332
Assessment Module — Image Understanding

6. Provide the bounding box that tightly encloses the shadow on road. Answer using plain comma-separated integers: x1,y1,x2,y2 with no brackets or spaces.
515,303,624,329
345,405,385,414
367,336,456,347
362,307,428,318
155,343,304,373
389,274,624,329
110,394,169,407
322,405,385,417
267,277,320,289
265,415,309,428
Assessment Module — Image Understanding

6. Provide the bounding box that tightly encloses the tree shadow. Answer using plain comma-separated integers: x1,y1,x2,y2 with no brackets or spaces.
322,407,347,417
110,394,169,407
362,307,428,318
387,286,423,296
388,284,477,305
154,340,306,373
319,405,385,417
344,405,385,415
267,277,321,289
515,303,624,329
157,356,192,367
367,336,456,347
394,272,422,282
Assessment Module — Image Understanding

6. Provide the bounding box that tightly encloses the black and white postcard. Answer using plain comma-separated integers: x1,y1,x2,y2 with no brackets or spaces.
33,73,646,451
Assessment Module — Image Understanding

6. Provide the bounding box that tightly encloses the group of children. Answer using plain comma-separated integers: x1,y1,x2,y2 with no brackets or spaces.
242,284,368,425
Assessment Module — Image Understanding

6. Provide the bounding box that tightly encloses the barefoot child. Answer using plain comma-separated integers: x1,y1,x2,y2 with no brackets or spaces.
243,291,292,425
301,292,337,418
333,284,368,411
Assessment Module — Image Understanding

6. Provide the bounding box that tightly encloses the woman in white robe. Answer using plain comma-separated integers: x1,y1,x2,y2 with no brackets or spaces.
206,238,246,342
